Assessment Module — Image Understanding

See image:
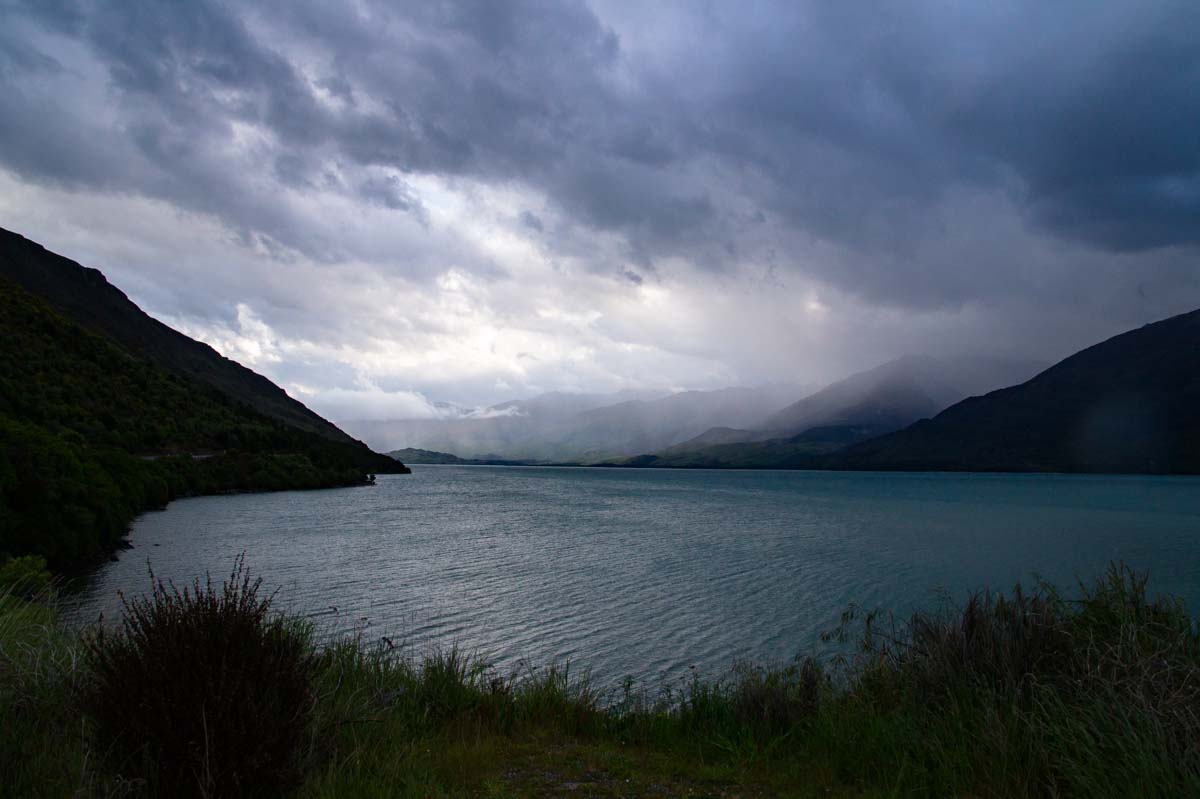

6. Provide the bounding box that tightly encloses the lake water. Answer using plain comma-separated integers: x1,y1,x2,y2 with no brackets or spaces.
70,466,1200,685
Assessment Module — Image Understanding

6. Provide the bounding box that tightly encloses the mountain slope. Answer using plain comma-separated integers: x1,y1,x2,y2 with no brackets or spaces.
0,234,406,567
0,227,357,444
622,355,1046,468
619,424,888,469
829,309,1200,473
763,356,959,435
658,426,764,454
557,385,808,458
386,448,531,466
761,355,1046,436
387,448,471,464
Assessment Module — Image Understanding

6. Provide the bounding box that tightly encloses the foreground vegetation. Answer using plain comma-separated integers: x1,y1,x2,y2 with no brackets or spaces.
2,557,1197,798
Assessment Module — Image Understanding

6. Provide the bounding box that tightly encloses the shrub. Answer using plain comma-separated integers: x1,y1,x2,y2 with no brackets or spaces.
83,556,316,797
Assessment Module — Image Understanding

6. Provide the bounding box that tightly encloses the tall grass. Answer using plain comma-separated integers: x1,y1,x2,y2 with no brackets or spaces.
792,564,1200,796
2,561,1198,797
0,572,94,796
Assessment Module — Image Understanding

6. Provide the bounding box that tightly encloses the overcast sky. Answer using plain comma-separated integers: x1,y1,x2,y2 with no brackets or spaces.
2,0,1198,421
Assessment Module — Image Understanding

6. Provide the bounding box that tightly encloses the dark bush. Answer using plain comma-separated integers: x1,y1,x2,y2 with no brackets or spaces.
83,556,315,797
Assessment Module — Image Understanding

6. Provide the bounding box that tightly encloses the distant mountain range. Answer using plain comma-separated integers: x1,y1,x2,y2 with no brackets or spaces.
615,311,1200,474
0,228,405,566
345,383,810,461
371,302,1200,476
386,448,532,466
761,354,1040,436
365,350,1061,467
616,354,1047,469
829,309,1200,473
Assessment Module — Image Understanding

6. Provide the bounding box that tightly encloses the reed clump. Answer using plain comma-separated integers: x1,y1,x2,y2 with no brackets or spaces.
82,555,315,798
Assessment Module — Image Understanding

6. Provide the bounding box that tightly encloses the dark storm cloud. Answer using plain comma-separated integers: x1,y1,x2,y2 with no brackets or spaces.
672,2,1200,256
0,21,60,77
941,4,1200,252
1,0,1198,307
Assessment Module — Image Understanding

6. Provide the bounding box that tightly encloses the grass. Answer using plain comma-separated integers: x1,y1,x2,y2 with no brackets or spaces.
0,587,94,796
2,561,1198,797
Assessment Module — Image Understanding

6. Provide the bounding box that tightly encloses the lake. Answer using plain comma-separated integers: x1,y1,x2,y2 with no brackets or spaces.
70,466,1200,685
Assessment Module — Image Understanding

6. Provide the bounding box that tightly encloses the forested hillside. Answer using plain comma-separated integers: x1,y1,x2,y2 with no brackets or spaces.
0,227,359,443
0,272,405,568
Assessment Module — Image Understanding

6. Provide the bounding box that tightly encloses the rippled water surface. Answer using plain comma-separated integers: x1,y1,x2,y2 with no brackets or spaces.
72,467,1200,683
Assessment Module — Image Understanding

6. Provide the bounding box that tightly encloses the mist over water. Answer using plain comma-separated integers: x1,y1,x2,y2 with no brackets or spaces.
72,467,1200,685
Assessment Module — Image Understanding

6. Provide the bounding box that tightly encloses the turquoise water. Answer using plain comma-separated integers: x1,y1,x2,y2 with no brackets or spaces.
72,466,1200,684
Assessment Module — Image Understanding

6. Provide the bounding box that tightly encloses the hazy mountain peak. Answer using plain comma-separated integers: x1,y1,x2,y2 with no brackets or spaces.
763,354,1046,436
830,307,1200,473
